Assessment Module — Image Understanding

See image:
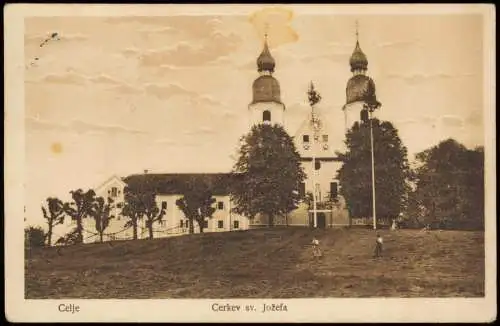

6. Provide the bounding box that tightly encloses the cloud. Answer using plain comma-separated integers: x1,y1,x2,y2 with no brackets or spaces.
88,74,122,85
139,31,241,67
464,109,483,127
248,7,298,48
377,40,415,49
87,74,143,94
144,83,220,107
26,117,146,136
109,83,143,95
183,126,216,136
385,72,476,84
31,72,142,94
440,115,464,128
104,17,174,26
41,71,87,85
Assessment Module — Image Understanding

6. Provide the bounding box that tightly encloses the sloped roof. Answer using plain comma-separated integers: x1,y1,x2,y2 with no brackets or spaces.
122,173,241,195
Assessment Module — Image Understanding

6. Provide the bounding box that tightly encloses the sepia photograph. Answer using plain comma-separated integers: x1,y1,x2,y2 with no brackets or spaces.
5,3,496,323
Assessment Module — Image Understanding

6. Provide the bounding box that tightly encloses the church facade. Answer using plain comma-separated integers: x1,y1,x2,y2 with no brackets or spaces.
82,31,380,243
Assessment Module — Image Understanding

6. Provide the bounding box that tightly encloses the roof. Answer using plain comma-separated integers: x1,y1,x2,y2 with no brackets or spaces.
349,40,368,72
252,75,281,104
346,74,378,105
122,173,242,196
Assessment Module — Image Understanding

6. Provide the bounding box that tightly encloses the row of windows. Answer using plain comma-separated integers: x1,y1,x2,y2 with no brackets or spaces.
303,134,328,143
160,201,225,210
298,182,338,199
108,200,226,211
180,219,240,229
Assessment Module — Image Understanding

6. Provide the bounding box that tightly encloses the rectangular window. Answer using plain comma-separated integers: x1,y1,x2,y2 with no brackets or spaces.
111,187,118,197
186,220,189,228
330,182,338,200
233,220,239,229
299,182,306,198
217,201,224,210
315,184,321,201
117,202,123,209
161,201,167,210
203,220,209,229
180,220,184,228
218,220,224,229
322,135,328,142
315,161,321,170
303,135,310,143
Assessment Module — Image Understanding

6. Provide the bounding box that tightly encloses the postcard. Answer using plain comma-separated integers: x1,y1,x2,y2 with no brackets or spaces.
4,3,496,323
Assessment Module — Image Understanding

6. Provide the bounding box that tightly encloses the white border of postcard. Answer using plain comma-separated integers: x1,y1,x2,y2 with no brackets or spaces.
4,3,496,323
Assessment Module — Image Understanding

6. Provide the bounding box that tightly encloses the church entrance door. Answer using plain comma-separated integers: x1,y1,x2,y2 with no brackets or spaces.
317,213,326,229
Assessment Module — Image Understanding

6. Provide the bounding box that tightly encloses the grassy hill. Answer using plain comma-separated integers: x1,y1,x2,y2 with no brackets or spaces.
25,227,484,298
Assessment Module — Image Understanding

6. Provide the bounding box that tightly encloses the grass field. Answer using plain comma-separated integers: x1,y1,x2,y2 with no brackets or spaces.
25,227,484,298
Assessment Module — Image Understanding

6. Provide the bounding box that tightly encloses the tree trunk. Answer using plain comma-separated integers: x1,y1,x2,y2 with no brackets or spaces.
268,214,274,227
100,232,104,243
76,218,83,244
148,219,154,240
189,219,194,234
132,219,138,240
198,220,204,233
47,223,53,247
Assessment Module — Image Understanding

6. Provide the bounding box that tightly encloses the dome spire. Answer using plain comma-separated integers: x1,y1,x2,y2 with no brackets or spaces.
355,19,359,43
257,25,275,74
350,20,368,73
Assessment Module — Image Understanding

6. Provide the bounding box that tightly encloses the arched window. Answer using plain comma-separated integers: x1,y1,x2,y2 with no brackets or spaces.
263,110,271,122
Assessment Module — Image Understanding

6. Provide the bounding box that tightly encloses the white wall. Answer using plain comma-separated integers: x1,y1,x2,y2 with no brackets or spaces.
248,101,285,127
343,101,381,133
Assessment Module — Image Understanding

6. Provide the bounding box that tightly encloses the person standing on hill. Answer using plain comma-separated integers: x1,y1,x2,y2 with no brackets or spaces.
311,237,322,260
374,233,383,258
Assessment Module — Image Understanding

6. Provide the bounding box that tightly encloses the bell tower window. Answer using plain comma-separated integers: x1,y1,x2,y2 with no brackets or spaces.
263,110,271,123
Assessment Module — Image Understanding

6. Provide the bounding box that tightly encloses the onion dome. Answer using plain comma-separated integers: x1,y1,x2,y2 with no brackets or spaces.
257,37,275,73
346,74,378,105
252,75,281,104
349,41,368,72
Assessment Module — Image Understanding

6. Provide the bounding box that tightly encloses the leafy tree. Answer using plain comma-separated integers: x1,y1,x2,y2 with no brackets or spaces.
176,177,216,234
231,123,306,227
92,196,115,242
63,189,97,244
41,197,65,246
122,186,145,240
337,118,410,222
25,226,45,249
409,139,484,230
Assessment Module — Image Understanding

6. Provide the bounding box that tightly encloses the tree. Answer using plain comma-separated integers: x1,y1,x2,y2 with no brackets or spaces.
63,189,97,244
142,190,166,240
337,119,410,222
122,186,145,240
409,139,484,230
231,123,306,227
92,196,115,242
175,177,216,234
25,226,45,249
41,197,65,246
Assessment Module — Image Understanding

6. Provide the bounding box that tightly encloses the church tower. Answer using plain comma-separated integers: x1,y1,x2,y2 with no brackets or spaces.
248,34,286,127
342,23,381,132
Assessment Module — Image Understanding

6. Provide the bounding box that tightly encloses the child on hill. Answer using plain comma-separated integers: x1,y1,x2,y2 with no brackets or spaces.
374,233,383,258
311,237,323,260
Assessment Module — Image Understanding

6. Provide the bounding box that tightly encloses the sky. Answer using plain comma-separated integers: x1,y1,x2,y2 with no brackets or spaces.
24,8,485,227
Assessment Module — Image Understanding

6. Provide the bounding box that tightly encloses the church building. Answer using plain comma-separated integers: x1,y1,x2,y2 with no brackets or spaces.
83,28,380,243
